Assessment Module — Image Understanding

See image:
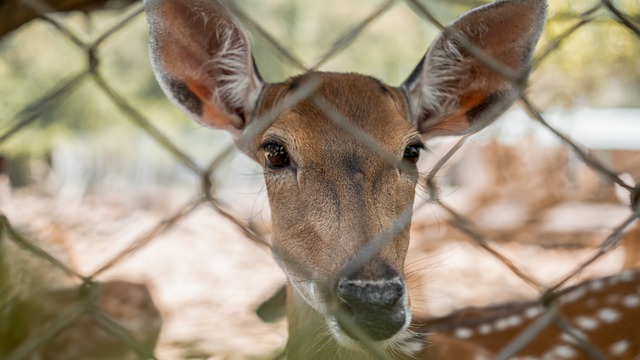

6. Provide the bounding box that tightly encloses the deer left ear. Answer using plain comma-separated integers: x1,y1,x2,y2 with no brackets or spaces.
145,0,263,134
401,0,547,138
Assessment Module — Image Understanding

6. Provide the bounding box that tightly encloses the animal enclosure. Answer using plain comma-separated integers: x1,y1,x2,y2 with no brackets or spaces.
1,0,640,359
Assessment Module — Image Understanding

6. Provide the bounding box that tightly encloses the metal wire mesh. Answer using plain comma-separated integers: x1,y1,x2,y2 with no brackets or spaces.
0,0,639,359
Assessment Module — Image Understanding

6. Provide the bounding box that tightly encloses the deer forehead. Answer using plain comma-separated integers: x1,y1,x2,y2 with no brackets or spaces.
256,73,417,159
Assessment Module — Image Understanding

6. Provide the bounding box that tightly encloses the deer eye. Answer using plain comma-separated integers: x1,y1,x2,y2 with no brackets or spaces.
403,143,423,164
263,143,291,169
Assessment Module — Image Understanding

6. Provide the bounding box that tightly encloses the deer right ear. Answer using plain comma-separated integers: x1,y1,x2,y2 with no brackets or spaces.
401,0,547,138
144,0,263,133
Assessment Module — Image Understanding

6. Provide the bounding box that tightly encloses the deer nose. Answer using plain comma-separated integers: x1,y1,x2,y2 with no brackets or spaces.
335,275,407,341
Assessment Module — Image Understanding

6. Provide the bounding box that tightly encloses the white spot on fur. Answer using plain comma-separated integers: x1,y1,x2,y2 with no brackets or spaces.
524,306,543,319
493,315,522,331
478,323,492,335
551,344,577,359
494,317,510,331
455,327,473,339
474,355,490,360
596,307,621,323
574,315,599,331
622,294,640,308
609,339,630,356
590,279,604,292
562,286,587,304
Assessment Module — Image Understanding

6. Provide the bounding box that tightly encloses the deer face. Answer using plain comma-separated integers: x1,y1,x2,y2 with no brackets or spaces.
252,73,421,343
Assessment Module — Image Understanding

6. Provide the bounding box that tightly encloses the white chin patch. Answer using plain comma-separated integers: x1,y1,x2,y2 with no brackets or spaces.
325,294,414,352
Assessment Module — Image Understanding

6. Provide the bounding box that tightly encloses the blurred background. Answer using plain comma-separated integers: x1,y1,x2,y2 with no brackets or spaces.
1,0,639,358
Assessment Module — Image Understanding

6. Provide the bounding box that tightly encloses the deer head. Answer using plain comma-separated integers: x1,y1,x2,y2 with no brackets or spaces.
144,0,546,357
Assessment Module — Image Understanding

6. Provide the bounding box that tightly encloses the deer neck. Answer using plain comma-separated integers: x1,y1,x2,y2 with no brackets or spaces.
284,284,360,360
283,284,334,359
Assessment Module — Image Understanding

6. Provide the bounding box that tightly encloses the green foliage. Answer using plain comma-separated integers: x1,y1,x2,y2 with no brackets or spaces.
531,0,640,107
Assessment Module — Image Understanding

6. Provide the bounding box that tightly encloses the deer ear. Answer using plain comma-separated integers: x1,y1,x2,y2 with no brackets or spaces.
144,0,263,133
401,0,547,138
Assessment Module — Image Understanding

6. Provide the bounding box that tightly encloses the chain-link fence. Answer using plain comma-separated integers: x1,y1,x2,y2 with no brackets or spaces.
1,0,639,359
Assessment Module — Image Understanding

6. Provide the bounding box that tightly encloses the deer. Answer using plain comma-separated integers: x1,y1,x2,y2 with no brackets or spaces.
144,0,640,358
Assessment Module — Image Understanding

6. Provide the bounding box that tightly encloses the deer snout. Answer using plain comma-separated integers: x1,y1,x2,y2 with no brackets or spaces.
334,273,408,341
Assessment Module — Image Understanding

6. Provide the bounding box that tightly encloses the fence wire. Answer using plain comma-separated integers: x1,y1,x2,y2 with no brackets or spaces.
0,0,639,359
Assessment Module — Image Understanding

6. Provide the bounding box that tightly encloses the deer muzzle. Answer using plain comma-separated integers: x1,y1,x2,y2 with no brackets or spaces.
334,267,408,341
